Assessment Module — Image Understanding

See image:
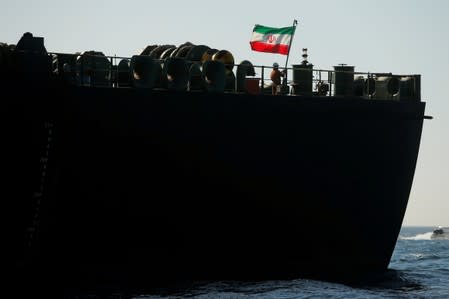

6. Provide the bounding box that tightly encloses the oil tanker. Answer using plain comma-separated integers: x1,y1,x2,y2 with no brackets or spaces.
3,32,428,292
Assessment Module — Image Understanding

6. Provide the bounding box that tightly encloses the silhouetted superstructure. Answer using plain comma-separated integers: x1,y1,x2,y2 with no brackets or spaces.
4,32,428,295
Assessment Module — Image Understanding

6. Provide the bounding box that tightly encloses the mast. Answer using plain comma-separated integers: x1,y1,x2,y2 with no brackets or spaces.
283,19,298,89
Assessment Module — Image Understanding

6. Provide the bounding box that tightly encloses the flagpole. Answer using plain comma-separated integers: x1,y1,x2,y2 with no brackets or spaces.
283,19,298,90
284,19,298,70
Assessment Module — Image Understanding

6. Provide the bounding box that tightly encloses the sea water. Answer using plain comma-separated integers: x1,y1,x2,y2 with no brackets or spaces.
68,227,449,298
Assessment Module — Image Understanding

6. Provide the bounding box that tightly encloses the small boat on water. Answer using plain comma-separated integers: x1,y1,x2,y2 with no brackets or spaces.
433,227,444,235
431,226,447,238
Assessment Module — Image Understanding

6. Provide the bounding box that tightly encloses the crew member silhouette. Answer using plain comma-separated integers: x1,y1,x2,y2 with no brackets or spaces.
270,62,285,95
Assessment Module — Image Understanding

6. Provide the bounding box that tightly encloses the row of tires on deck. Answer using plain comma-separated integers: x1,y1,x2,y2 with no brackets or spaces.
54,43,256,93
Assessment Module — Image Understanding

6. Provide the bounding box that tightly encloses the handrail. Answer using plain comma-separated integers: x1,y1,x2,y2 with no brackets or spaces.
44,51,421,101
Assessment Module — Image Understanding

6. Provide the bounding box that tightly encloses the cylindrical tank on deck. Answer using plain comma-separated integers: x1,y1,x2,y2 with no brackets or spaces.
76,51,111,87
201,48,218,63
159,47,177,60
365,77,376,96
399,76,415,98
212,50,234,71
291,64,313,95
0,43,15,72
117,59,131,87
169,42,193,59
149,45,175,59
354,76,364,96
140,45,158,56
188,63,204,91
0,43,5,68
173,45,193,59
185,45,210,62
130,55,161,89
374,76,400,100
202,60,225,93
163,57,189,91
334,65,354,96
0,43,13,72
236,60,256,93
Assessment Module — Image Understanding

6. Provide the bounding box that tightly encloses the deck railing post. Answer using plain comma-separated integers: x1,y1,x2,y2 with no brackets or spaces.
110,56,113,87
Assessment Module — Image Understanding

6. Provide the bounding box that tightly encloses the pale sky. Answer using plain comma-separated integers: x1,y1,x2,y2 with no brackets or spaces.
2,0,448,226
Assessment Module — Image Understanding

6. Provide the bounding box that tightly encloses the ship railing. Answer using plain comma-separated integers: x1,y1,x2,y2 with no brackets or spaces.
48,52,421,101
251,64,420,101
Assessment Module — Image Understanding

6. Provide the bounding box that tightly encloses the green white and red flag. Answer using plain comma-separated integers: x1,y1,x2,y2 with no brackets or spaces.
250,24,295,55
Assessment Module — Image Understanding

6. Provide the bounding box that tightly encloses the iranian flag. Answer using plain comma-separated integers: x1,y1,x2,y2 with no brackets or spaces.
250,24,295,55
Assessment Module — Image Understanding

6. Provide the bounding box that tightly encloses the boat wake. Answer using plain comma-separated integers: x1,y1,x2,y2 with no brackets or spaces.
400,228,449,240
400,232,434,240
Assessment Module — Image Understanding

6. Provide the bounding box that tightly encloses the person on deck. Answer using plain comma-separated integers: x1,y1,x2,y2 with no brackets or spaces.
270,62,285,95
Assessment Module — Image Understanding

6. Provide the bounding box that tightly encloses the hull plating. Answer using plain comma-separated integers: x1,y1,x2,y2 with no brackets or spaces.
6,84,425,287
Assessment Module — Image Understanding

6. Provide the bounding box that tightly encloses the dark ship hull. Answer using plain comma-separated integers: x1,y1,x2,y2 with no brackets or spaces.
3,33,426,294
6,83,425,289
